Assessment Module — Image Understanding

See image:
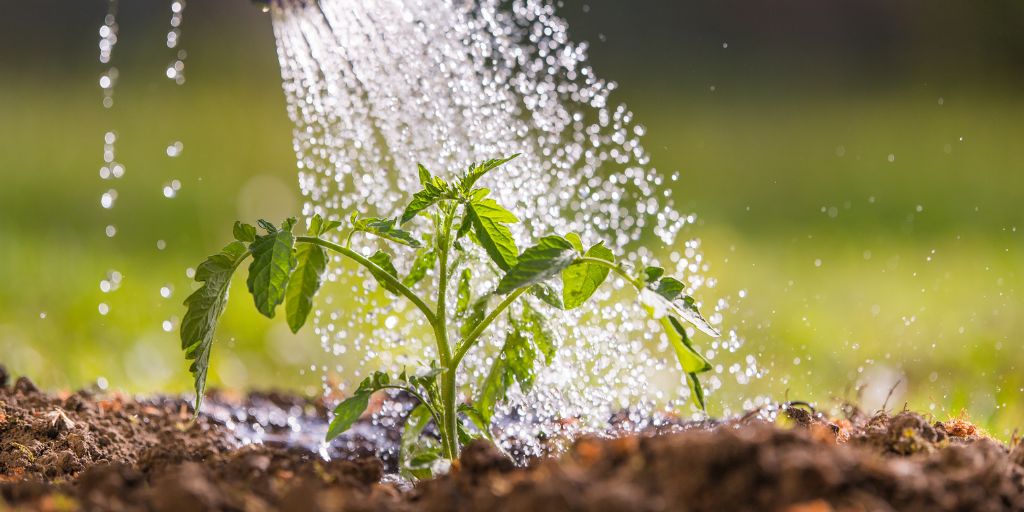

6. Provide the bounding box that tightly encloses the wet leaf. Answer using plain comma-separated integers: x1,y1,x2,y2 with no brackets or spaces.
399,404,441,480
687,372,706,411
564,232,584,253
180,241,249,413
326,371,389,441
246,218,297,318
459,403,494,441
284,242,328,333
417,163,432,186
467,198,519,271
642,266,665,284
639,287,721,338
401,175,453,224
402,247,436,287
496,235,576,294
562,241,614,309
457,154,519,192
530,282,565,309
654,276,685,301
455,268,472,316
477,315,541,425
521,301,556,364
460,296,489,338
664,316,712,374
367,250,401,296
326,391,371,442
351,215,421,248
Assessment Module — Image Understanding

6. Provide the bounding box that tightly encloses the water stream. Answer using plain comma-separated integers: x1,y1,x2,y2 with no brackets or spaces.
267,0,755,458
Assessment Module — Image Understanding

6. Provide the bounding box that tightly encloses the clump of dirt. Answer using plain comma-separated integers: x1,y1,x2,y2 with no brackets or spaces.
416,413,1024,512
0,373,232,483
3,365,1024,512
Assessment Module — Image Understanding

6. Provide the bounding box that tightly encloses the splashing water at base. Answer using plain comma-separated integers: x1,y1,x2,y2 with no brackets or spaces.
268,0,753,459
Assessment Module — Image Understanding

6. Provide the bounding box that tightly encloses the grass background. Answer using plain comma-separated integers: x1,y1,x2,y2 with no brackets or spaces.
0,1,1021,435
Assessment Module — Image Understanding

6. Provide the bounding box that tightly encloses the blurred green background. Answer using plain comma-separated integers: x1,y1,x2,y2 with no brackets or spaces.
1,1,1021,435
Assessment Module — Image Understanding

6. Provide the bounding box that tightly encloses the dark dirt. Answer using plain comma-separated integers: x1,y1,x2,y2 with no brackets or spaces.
2,366,1023,512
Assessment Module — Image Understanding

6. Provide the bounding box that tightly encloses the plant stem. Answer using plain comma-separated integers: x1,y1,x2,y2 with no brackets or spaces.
434,208,459,459
451,287,529,369
295,236,437,325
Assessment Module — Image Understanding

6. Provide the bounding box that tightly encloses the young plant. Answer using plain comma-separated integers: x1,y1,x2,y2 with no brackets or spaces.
179,155,720,475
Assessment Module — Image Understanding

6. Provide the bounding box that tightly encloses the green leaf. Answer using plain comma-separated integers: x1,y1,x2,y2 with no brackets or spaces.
562,241,614,309
496,235,576,294
351,216,421,248
309,213,343,237
687,372,706,411
367,250,401,295
417,163,432,186
233,222,256,243
402,247,436,287
643,266,665,284
477,316,541,425
326,371,389,441
564,232,584,253
459,403,495,441
399,404,441,480
521,301,556,364
457,154,519,192
639,285,721,338
401,175,453,224
326,391,372,442
654,276,685,301
284,242,328,333
530,282,565,309
477,358,508,427
455,268,472,316
246,218,297,318
180,241,249,413
460,296,489,338
664,316,712,374
467,198,519,271
455,206,475,240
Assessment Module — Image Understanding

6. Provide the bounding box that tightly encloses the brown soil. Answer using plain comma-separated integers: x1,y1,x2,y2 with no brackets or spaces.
2,366,1023,512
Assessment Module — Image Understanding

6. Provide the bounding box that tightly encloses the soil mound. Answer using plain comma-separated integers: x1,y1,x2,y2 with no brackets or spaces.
2,366,1023,511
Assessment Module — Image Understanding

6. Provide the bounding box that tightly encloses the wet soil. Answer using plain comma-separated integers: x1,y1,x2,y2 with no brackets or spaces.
2,366,1023,511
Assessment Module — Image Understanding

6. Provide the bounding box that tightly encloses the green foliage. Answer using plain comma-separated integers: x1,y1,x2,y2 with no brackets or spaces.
233,221,256,243
562,240,614,309
466,197,519,271
456,154,519,192
367,250,402,295
246,218,297,318
180,154,721,472
351,214,421,248
495,235,576,294
399,404,442,480
180,241,249,413
403,246,437,287
326,371,390,441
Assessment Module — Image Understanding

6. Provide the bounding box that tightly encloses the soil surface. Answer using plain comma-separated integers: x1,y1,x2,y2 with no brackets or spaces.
2,365,1023,511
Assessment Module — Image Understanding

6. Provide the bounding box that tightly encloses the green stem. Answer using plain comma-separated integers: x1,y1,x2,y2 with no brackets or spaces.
296,236,437,325
451,287,529,369
435,209,459,459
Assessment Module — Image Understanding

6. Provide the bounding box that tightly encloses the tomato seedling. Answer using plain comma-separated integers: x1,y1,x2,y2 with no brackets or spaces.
180,155,719,477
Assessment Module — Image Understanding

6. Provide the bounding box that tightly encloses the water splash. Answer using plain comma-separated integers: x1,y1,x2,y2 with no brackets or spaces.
268,0,753,457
